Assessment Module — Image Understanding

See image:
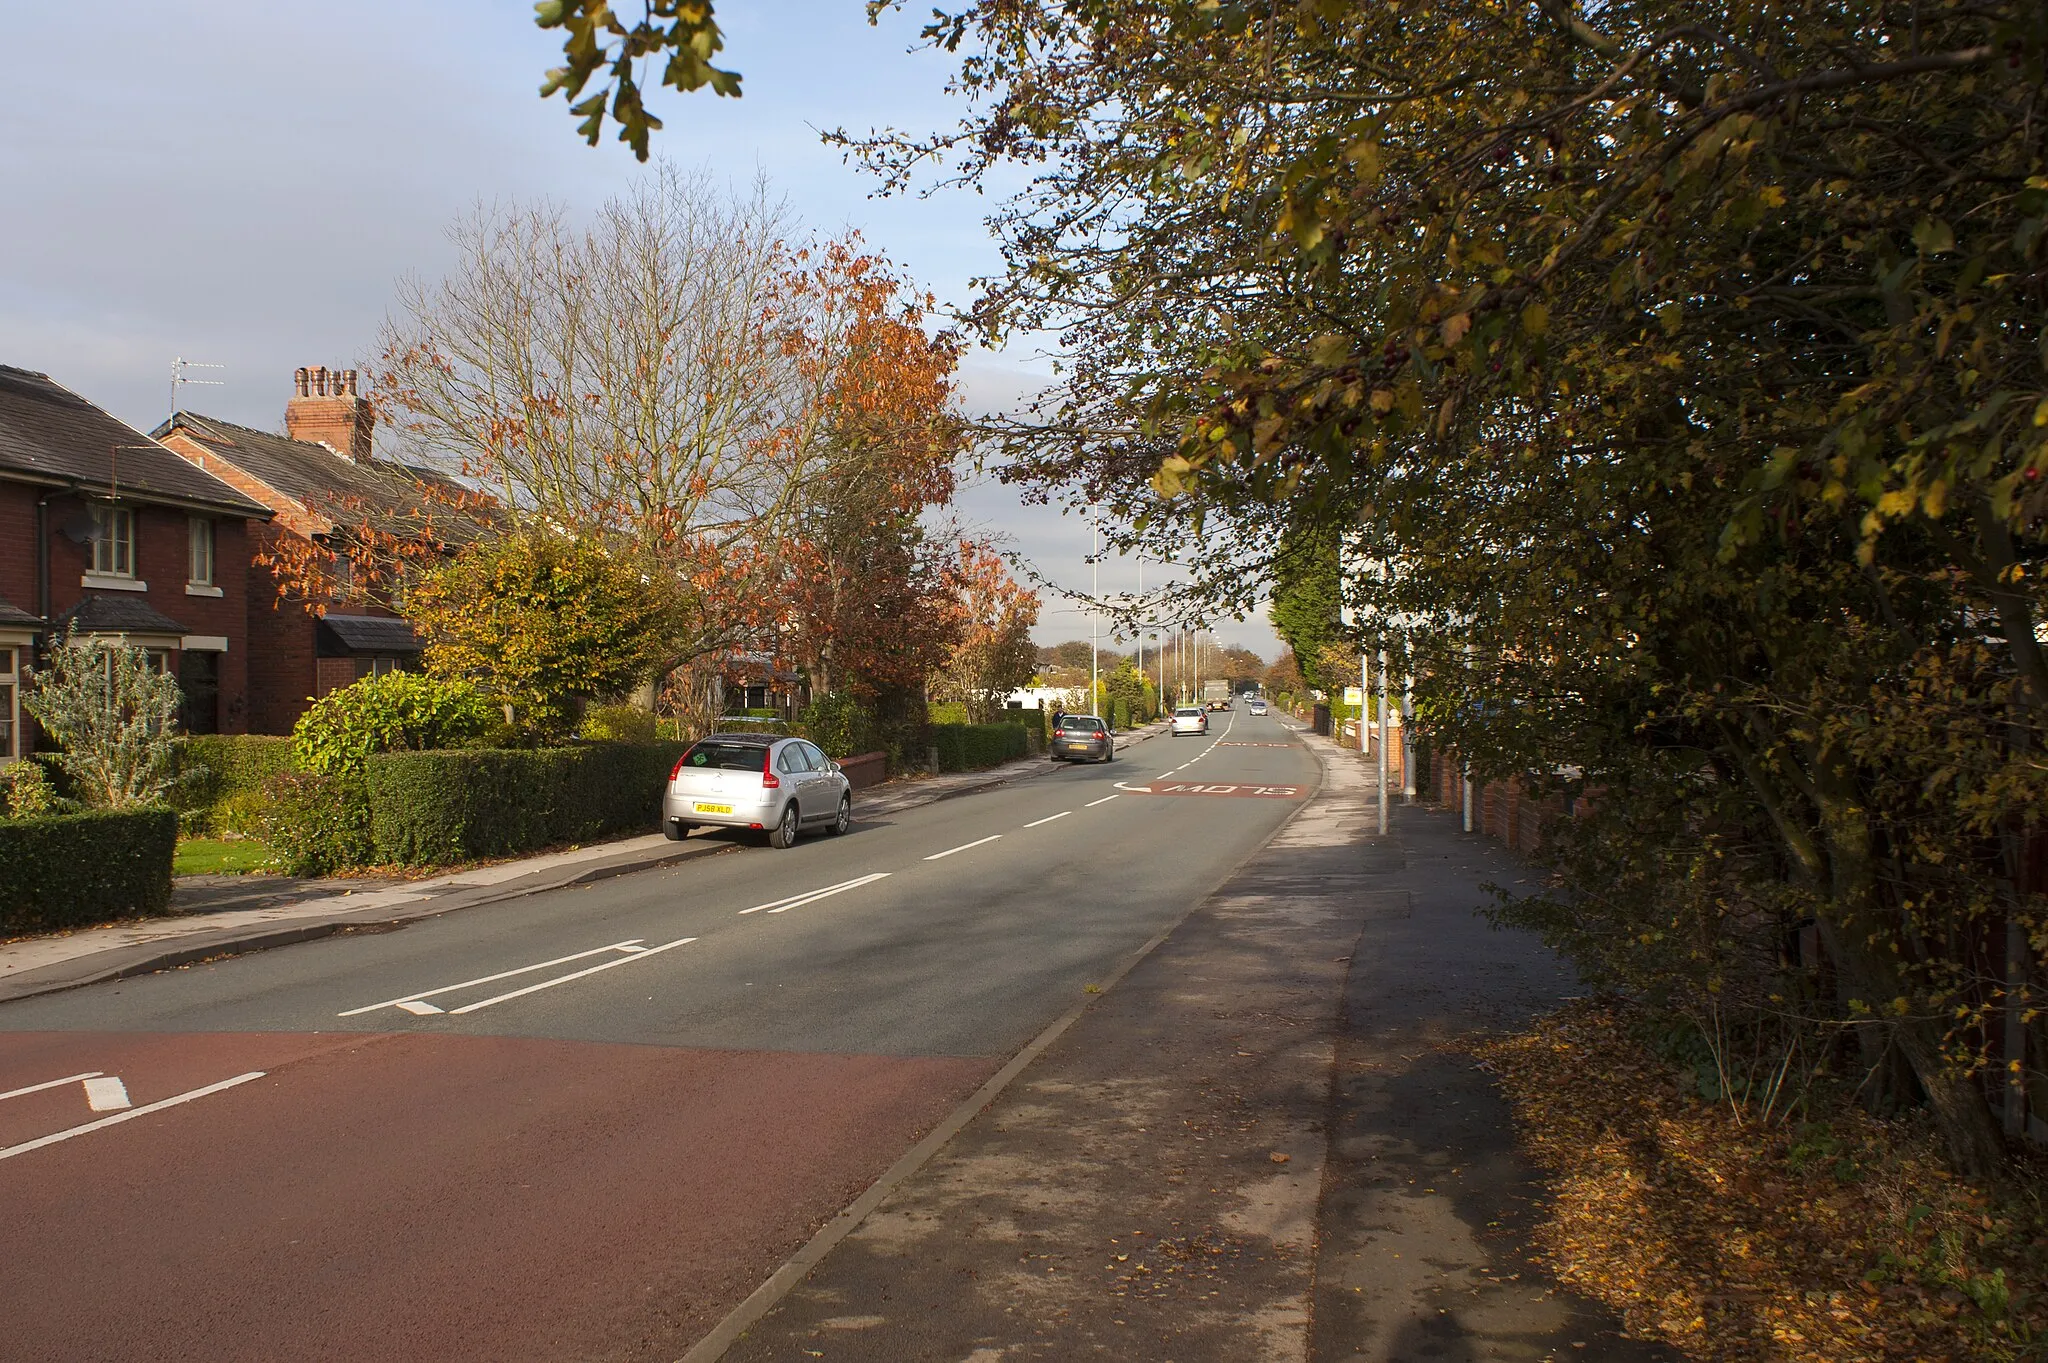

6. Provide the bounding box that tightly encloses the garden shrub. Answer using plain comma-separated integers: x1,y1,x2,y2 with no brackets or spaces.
215,788,272,838
261,771,373,876
930,722,1030,773
0,807,177,932
292,672,496,776
578,704,659,744
365,740,686,865
798,691,880,759
170,734,293,834
1,761,57,818
23,630,180,809
171,734,293,808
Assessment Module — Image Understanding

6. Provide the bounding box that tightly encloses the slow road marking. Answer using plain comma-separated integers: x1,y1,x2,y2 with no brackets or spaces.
1112,781,1305,799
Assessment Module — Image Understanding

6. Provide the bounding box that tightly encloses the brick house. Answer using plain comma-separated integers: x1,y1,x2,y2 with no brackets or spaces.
0,365,272,760
154,366,483,734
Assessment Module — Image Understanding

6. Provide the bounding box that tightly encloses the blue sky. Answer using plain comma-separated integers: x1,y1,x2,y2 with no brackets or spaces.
0,1,1278,655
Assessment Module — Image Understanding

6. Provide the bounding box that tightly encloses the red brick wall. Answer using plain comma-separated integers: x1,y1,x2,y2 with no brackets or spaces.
284,392,375,464
0,480,261,737
244,522,319,735
315,656,356,698
0,481,39,614
1428,749,1576,858
168,510,252,734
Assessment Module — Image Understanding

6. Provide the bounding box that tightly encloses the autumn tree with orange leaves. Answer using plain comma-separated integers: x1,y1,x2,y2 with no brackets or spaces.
374,163,967,704
932,542,1041,724
779,272,966,701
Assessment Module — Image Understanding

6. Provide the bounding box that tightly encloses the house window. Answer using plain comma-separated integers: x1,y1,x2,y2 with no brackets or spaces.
0,647,17,761
90,505,136,577
188,518,215,586
356,655,405,680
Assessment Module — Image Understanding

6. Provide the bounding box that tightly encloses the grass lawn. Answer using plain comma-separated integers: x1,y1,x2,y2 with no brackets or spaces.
174,838,277,877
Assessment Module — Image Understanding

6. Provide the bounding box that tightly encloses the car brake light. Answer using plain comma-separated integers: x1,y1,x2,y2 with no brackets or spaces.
670,755,689,779
1093,729,1107,740
761,748,780,789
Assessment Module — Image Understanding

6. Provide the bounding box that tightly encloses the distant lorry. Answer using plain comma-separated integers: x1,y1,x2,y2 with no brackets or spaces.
1203,679,1232,709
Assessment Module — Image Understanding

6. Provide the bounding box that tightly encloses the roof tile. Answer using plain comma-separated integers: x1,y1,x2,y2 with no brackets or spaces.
0,367,269,515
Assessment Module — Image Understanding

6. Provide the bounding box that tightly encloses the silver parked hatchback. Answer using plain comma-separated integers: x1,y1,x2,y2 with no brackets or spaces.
662,734,852,848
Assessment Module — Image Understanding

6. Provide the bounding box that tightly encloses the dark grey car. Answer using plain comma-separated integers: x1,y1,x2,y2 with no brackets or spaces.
661,733,853,848
1050,713,1114,763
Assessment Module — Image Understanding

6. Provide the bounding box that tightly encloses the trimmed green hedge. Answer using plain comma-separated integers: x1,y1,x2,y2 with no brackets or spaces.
365,740,687,865
261,771,373,876
172,735,294,835
931,722,1030,773
0,807,178,932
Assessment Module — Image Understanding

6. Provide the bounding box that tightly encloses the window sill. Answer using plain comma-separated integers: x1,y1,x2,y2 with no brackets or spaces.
81,574,146,593
185,583,224,598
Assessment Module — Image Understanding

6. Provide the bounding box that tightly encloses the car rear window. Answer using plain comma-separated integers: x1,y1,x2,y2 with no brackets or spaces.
1057,715,1104,731
681,740,769,771
1175,708,1203,717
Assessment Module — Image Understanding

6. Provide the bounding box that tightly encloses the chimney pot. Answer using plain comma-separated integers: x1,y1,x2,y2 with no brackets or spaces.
285,363,375,463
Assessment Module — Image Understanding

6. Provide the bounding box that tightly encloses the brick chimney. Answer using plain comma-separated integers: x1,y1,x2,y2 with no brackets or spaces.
284,365,374,463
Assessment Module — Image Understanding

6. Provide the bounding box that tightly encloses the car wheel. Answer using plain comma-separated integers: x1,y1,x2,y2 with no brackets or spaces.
662,820,689,842
828,794,852,836
768,800,800,849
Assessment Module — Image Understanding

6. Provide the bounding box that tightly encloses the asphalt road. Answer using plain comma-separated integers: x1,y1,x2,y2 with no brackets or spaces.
0,709,1318,1363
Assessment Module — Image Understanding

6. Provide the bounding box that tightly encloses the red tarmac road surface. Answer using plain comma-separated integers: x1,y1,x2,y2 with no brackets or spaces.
1137,780,1306,798
1,1031,992,1363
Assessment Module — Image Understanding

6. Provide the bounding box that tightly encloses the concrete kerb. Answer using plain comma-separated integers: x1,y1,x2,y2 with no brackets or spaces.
0,722,1173,1007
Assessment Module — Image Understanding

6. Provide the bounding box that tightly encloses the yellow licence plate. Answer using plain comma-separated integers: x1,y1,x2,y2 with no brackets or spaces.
693,802,733,815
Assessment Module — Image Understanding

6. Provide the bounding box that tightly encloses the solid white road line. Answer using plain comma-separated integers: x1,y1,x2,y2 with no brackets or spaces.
1085,794,1121,807
447,935,697,1015
740,872,891,916
0,1072,265,1163
0,1072,102,1104
1022,811,1071,828
338,941,646,1016
924,834,1002,861
82,1077,131,1112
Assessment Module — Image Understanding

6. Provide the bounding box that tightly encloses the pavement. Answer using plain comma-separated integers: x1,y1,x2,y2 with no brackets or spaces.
0,724,1166,1006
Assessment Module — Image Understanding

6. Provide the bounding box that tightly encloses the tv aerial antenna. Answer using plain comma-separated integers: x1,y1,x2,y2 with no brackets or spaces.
170,357,225,415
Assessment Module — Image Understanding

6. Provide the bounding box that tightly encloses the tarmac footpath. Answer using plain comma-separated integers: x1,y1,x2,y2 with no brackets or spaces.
712,729,1676,1362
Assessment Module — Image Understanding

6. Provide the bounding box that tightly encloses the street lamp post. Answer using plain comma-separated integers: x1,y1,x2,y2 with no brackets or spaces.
1135,556,1143,715
1089,515,1099,718
1377,645,1391,835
